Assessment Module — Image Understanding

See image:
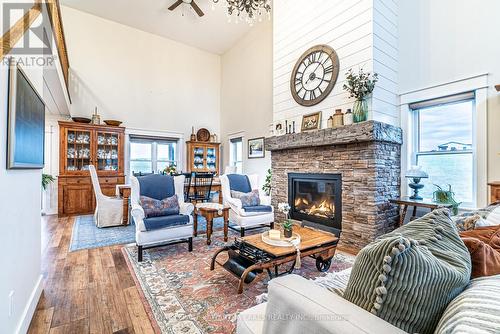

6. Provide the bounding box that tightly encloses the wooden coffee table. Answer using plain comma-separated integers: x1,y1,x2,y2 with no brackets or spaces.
210,225,339,294
194,204,229,245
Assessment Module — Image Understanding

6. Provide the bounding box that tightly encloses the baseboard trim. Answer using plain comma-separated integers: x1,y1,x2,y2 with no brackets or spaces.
15,274,43,334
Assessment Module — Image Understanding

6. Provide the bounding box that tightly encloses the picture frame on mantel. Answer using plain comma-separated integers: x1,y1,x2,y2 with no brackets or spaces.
248,137,265,159
301,111,321,132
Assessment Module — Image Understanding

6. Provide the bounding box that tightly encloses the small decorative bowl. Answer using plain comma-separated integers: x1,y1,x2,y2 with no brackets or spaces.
104,120,122,126
71,117,91,123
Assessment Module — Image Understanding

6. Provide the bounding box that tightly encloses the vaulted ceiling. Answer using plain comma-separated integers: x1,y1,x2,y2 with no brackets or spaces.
60,0,256,54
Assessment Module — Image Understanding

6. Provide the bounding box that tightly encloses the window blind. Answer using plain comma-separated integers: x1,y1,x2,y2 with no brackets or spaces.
409,91,475,110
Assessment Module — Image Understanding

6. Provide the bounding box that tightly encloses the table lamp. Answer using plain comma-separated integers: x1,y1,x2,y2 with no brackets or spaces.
405,166,428,200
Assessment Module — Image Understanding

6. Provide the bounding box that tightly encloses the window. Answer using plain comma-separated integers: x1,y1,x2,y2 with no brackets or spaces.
130,137,178,174
229,137,243,174
410,92,475,206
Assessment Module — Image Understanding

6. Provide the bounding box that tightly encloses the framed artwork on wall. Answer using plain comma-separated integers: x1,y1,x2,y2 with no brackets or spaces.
248,137,265,159
7,61,46,169
301,111,321,132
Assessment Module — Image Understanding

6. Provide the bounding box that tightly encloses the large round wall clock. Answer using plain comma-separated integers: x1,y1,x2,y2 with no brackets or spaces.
290,44,340,107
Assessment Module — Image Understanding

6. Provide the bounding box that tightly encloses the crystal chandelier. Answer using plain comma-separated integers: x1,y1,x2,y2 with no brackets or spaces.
212,0,271,25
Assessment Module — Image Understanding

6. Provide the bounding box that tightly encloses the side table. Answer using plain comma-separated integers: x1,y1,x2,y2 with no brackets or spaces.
390,196,454,226
194,204,230,245
116,184,131,225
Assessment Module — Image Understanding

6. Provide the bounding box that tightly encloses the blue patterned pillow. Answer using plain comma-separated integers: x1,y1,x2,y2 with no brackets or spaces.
231,189,260,207
140,194,179,217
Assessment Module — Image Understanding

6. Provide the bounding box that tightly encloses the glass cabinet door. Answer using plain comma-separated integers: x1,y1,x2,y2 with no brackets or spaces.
192,146,206,171
66,129,92,172
206,146,217,173
96,131,119,172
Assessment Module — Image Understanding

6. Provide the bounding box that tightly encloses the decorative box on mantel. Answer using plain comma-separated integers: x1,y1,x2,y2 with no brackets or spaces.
266,121,403,252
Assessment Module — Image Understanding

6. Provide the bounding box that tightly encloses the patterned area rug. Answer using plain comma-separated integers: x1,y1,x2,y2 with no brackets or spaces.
122,229,355,333
69,215,136,251
69,215,225,252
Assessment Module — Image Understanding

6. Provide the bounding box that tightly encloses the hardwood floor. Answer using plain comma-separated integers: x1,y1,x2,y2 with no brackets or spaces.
28,215,155,334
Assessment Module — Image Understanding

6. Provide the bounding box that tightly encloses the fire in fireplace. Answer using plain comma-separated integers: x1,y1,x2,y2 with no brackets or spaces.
288,173,342,235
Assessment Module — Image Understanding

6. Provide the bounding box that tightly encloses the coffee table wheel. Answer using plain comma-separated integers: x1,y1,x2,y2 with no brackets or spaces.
316,257,332,272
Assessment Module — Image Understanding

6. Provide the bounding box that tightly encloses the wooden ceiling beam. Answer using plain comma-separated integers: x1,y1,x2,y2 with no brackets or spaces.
0,1,42,59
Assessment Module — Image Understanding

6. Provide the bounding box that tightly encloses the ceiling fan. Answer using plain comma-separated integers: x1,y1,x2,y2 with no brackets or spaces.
168,0,205,17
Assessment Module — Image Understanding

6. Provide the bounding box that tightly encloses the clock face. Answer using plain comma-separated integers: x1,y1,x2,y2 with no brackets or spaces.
290,45,340,106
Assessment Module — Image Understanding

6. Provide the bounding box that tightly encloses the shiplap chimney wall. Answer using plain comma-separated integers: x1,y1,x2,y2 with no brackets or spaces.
273,0,399,127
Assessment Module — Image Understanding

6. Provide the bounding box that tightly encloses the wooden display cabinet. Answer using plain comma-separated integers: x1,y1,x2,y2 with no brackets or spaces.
186,141,220,174
58,121,125,216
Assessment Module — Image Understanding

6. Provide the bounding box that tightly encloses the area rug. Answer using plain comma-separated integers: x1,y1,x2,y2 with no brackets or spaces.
122,231,355,334
70,215,225,252
69,215,136,251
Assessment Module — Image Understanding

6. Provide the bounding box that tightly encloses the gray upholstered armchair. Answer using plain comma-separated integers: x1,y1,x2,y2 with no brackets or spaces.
130,174,194,261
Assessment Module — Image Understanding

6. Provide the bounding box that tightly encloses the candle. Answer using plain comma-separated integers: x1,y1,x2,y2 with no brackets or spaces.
269,229,281,240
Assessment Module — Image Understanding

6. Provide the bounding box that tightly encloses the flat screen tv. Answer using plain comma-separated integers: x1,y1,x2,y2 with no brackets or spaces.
7,63,45,169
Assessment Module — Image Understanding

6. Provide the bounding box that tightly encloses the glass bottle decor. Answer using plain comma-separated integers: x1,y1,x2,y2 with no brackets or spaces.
327,116,334,128
353,98,368,123
332,109,344,128
344,109,353,125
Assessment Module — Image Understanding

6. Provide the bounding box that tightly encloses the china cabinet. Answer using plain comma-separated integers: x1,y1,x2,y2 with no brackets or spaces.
186,141,220,174
58,121,125,216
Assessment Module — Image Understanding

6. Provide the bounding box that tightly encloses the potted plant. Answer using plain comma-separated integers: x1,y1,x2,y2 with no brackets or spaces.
278,202,293,238
262,168,272,196
42,174,55,190
433,184,461,215
343,68,378,123
164,163,177,175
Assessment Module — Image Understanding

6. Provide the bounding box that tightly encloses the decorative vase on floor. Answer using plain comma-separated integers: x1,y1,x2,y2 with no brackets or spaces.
353,99,368,123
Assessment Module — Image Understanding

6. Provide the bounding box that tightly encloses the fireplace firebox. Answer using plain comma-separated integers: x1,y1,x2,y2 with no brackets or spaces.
288,173,342,236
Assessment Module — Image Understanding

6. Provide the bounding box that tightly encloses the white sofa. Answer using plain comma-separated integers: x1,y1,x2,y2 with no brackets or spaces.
219,174,274,237
237,274,405,334
130,174,194,261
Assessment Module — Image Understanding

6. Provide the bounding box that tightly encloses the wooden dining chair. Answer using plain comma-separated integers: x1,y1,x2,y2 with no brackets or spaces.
188,172,214,204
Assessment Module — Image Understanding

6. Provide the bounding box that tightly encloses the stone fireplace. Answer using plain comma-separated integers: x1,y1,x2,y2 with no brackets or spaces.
288,173,342,236
266,121,403,252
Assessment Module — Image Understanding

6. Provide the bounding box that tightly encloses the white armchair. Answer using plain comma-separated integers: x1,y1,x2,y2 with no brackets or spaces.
89,165,123,227
220,174,274,237
130,174,194,261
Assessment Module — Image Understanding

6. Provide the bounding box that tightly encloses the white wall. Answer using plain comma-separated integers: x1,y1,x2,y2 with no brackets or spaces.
399,0,500,182
220,20,273,183
61,6,222,168
0,5,55,332
273,0,399,128
0,63,44,334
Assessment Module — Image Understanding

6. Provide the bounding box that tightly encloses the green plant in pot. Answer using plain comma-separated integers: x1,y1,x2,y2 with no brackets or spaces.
433,184,461,215
164,163,177,175
282,220,293,238
278,202,293,238
343,68,378,123
42,174,55,190
262,168,272,196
